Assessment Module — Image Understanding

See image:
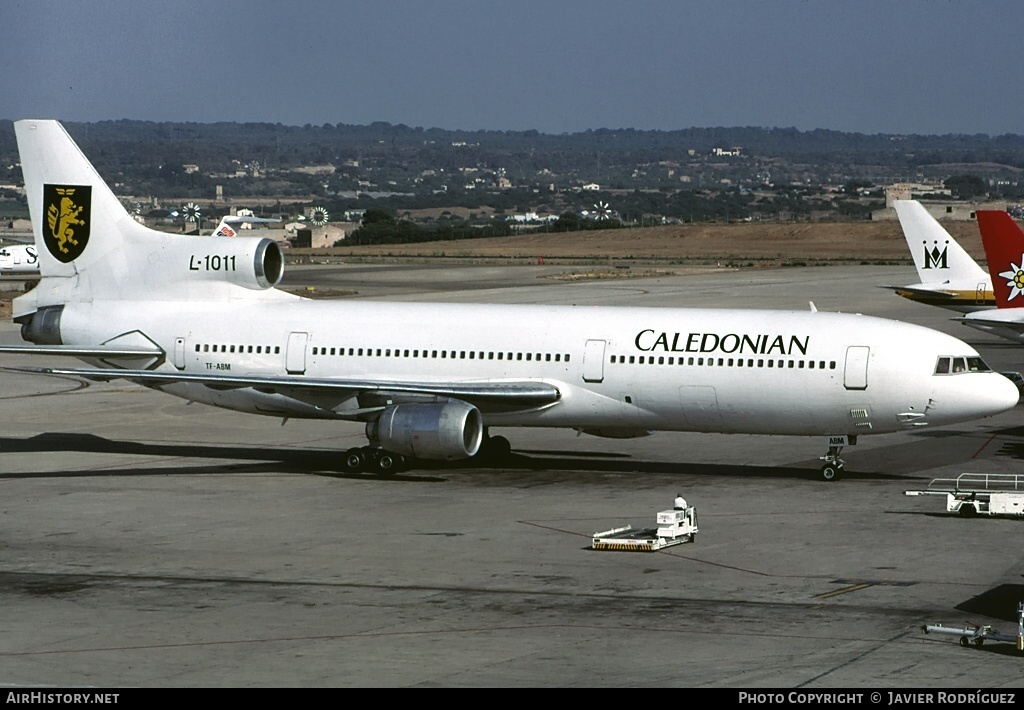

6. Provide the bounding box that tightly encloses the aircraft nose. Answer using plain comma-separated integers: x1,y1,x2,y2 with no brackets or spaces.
980,373,1020,416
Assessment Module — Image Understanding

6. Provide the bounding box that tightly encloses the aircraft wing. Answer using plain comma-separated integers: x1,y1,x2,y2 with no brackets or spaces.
6,365,562,410
0,345,164,358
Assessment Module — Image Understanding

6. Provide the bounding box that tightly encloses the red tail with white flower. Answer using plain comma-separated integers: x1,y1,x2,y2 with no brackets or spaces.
977,210,1024,309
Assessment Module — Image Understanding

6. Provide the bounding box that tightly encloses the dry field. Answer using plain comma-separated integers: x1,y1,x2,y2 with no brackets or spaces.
0,220,993,320
318,220,989,263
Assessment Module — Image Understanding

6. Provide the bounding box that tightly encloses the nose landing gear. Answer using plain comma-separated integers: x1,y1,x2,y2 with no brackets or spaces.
819,436,855,482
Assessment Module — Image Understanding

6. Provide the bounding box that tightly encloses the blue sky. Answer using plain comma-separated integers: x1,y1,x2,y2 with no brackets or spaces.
3,0,1022,135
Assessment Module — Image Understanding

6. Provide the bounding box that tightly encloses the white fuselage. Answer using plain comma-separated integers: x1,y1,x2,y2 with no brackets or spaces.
55,295,1014,437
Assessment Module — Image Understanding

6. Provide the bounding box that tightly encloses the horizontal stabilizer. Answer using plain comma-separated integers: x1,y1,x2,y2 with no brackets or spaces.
957,314,1024,335
879,284,958,299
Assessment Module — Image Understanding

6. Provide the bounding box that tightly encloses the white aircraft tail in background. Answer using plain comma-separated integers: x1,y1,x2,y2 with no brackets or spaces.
0,120,1018,481
884,200,993,313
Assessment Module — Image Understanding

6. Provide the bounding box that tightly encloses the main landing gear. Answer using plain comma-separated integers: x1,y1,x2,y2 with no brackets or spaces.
341,433,514,475
343,446,406,475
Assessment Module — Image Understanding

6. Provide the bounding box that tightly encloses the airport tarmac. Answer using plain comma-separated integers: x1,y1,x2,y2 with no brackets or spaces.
1,263,1023,688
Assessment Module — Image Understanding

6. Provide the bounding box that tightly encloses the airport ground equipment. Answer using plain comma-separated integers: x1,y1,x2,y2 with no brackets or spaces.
592,507,698,551
904,473,1024,518
922,603,1024,651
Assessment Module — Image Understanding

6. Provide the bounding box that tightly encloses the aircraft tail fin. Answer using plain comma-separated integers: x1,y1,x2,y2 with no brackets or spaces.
893,200,988,284
212,218,239,238
977,210,1024,309
15,119,147,281
12,119,287,325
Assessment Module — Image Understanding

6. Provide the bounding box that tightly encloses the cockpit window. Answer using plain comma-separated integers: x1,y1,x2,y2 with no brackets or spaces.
935,355,993,375
967,357,991,372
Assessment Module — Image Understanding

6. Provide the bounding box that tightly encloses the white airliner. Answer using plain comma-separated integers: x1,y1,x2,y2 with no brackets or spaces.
959,210,1024,343
0,120,1018,481
211,214,281,238
883,200,993,312
0,243,39,274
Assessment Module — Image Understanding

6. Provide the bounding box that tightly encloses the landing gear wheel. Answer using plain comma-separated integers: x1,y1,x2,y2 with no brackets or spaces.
343,448,366,473
375,452,404,475
820,462,842,482
819,442,846,482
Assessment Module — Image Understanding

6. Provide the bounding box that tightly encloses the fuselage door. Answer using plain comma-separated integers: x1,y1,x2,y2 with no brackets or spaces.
286,332,309,374
173,337,186,370
582,339,607,383
844,346,869,390
977,282,988,303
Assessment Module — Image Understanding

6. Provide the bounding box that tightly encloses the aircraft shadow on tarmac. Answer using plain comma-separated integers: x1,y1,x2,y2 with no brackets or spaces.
0,432,907,482
957,583,1024,624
